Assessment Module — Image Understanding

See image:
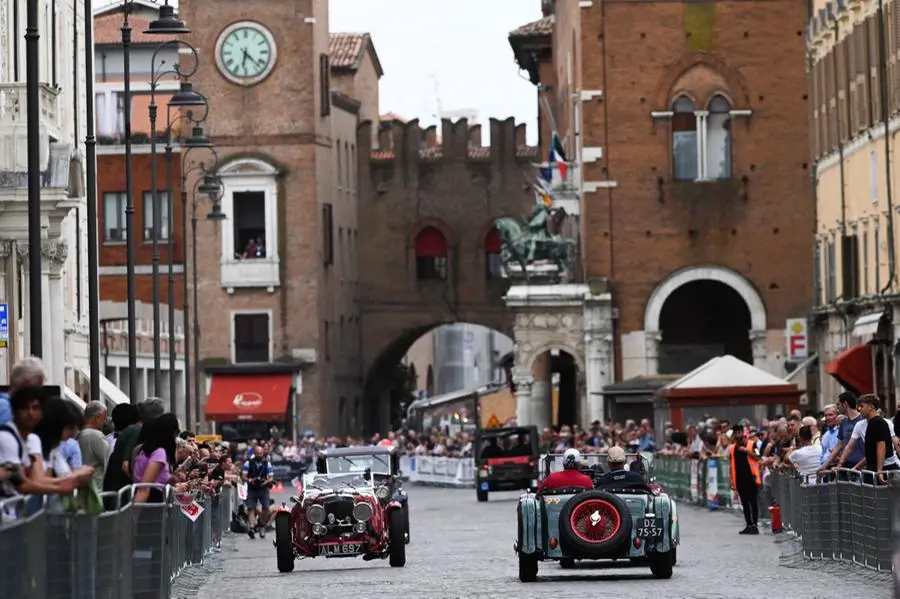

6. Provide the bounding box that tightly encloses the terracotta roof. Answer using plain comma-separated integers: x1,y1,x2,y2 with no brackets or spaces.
371,146,538,161
94,13,181,45
329,32,384,78
509,16,553,38
380,112,407,123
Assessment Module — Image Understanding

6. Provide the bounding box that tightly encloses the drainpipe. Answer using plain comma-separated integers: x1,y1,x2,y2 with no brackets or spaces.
878,0,896,294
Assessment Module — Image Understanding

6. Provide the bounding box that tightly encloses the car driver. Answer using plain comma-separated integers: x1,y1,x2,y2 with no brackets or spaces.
538,448,594,491
594,446,646,488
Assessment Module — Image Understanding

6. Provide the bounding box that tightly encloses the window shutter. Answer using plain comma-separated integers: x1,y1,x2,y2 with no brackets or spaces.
841,234,860,299
813,241,822,306
323,203,334,266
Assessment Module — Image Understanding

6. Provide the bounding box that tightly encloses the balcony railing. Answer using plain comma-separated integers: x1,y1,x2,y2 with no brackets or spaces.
221,256,281,290
0,82,62,175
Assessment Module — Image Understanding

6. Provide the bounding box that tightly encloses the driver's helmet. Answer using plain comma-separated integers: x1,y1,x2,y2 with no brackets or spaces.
562,448,581,470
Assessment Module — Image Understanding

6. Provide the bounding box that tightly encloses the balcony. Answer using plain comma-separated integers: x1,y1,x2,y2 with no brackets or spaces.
221,257,280,292
0,83,62,172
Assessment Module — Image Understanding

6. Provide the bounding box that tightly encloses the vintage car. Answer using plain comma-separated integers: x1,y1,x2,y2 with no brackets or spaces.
316,446,410,543
474,425,540,502
273,471,406,572
514,453,679,582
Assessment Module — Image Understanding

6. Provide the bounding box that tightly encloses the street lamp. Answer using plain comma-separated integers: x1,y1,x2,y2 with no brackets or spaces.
165,105,214,427
190,169,226,426
120,0,191,403
147,42,204,403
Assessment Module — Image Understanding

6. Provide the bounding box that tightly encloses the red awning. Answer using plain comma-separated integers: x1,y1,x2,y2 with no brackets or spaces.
826,344,874,396
205,373,293,422
485,227,502,253
414,227,447,257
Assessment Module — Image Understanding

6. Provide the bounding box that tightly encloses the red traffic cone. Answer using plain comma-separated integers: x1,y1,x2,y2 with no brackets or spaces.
275,481,284,493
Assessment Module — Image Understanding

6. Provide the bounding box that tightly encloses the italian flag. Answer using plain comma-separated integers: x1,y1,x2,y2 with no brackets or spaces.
550,132,568,181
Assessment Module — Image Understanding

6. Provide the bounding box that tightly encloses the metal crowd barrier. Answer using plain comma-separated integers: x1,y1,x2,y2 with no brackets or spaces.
652,455,898,572
0,483,236,599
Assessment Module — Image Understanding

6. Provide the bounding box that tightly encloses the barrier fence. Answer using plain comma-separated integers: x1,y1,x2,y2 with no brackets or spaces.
651,455,897,572
0,483,235,599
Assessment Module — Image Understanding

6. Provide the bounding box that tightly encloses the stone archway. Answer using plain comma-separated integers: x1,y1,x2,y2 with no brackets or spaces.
643,265,768,374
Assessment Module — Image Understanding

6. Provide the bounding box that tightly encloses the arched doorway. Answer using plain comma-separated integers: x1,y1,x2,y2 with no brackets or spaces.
657,280,751,373
644,266,768,376
527,348,585,430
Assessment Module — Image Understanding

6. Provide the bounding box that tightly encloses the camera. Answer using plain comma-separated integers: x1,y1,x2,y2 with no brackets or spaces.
1,462,24,487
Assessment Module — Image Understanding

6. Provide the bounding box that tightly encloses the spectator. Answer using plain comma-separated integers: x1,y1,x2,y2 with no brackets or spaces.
801,416,820,445
783,425,820,480
34,399,94,510
855,395,899,482
728,425,761,535
819,404,840,464
78,401,109,488
132,413,180,504
106,403,138,464
0,387,80,497
0,357,45,425
820,392,865,471
104,398,165,493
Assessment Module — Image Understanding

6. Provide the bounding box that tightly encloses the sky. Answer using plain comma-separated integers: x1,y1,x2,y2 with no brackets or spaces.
93,0,543,144
330,0,542,144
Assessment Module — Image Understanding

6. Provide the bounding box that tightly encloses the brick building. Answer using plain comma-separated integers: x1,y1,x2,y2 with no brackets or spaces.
509,0,814,422
92,0,187,411
179,0,383,437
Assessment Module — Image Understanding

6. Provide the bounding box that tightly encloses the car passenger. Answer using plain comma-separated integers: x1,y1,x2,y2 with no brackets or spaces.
480,438,503,459
538,448,594,492
594,446,646,488
506,434,532,457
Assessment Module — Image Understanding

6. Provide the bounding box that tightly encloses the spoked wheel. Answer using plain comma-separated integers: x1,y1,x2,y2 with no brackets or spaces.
274,513,295,573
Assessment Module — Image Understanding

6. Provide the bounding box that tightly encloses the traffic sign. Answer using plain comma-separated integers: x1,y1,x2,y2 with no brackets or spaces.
785,318,807,360
0,303,9,349
485,414,501,428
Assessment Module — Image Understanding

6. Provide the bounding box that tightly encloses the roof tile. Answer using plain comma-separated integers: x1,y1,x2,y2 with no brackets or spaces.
329,33,369,70
509,16,553,38
371,145,538,161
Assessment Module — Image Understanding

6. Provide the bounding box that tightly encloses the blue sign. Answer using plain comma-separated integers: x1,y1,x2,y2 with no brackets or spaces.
0,303,8,348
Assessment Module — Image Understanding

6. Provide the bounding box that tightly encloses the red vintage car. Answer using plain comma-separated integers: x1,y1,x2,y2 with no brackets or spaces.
274,472,407,572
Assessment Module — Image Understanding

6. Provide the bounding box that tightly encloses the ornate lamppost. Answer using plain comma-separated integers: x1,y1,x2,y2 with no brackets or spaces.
147,41,205,401
120,0,189,402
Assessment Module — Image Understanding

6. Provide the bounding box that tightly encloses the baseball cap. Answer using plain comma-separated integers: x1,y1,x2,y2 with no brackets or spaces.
607,446,626,463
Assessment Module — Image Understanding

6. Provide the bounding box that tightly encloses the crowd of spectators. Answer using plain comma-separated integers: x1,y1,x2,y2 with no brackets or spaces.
0,357,243,519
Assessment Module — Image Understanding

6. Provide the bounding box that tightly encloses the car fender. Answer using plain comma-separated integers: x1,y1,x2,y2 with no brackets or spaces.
385,499,403,512
650,493,674,553
516,493,541,555
669,497,680,546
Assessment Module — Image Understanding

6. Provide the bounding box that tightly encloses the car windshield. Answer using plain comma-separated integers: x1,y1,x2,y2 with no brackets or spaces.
539,452,651,482
304,473,374,491
476,428,536,460
325,453,391,476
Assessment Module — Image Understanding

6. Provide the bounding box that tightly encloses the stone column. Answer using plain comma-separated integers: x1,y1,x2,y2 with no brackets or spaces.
0,241,11,383
530,352,552,429
16,243,30,360
584,332,614,424
750,330,768,370
44,239,68,386
514,372,533,427
644,331,662,375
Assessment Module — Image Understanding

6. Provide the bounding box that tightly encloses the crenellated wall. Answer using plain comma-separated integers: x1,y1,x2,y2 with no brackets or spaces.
356,116,538,396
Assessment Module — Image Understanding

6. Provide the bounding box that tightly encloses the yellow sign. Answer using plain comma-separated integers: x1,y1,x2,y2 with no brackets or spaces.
194,434,222,444
485,414,502,428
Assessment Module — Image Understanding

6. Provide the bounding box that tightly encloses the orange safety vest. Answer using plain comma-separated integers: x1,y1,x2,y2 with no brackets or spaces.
729,440,761,486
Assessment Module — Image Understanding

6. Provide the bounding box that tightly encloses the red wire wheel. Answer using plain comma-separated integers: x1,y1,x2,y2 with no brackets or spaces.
568,498,621,544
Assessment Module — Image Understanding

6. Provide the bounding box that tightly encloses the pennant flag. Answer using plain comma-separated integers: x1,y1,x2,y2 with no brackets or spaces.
550,132,568,181
533,181,553,208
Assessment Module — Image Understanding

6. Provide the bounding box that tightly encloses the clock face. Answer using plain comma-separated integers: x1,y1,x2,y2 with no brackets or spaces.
216,22,277,86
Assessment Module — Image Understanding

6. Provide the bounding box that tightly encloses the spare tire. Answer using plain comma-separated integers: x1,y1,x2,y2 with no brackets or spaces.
557,490,632,557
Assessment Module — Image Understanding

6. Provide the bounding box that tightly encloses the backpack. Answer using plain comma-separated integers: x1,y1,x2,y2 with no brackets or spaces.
0,423,25,498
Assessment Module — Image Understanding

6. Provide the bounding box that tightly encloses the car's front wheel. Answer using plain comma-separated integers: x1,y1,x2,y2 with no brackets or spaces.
402,503,411,544
274,513,294,573
388,509,406,567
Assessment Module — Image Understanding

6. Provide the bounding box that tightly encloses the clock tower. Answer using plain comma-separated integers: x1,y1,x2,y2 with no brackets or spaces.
179,0,350,436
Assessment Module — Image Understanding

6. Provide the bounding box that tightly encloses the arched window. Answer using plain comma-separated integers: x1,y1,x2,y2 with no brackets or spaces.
706,95,732,180
672,96,698,181
414,226,448,280
485,226,503,280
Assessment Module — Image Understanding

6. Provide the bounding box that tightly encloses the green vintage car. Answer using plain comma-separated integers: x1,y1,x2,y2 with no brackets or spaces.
514,453,679,582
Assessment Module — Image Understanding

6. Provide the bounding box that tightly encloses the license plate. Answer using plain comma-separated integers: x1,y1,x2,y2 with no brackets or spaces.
636,518,664,539
318,543,361,556
480,482,489,491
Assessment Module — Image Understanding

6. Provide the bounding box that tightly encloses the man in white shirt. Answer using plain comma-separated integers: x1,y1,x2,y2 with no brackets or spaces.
841,408,899,470
783,426,821,482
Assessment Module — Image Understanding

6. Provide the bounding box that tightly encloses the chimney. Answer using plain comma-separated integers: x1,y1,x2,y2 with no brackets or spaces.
515,124,527,147
378,122,392,150
468,124,482,147
424,125,438,149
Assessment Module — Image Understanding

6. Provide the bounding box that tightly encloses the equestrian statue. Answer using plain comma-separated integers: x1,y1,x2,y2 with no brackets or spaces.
494,201,574,279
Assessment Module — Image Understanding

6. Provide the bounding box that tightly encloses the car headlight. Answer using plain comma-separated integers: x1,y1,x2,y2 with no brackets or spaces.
306,504,326,524
376,485,390,500
353,501,373,522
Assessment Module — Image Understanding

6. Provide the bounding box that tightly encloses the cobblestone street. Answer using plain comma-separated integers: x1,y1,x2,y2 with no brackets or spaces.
172,486,890,599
